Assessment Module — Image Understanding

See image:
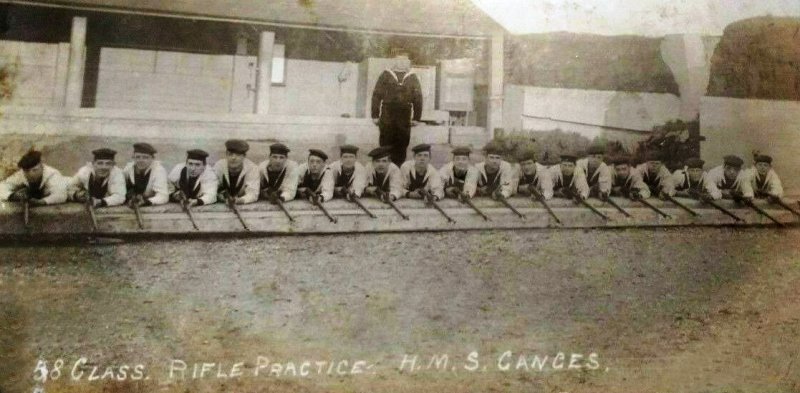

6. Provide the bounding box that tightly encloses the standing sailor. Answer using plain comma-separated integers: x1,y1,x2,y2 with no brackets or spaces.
706,155,754,202
0,150,68,205
364,146,403,201
439,146,479,198
635,151,675,198
168,149,218,206
258,143,299,202
122,142,168,206
749,154,783,202
671,157,722,200
609,155,650,199
577,145,612,199
214,139,259,204
400,143,444,200
513,149,554,199
68,148,126,207
371,53,423,167
550,154,590,200
328,144,367,198
475,142,514,199
294,149,334,203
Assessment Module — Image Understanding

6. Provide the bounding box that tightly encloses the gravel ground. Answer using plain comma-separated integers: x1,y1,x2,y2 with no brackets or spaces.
1,227,799,393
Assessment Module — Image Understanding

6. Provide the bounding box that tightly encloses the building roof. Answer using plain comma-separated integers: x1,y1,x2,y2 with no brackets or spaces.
12,0,504,38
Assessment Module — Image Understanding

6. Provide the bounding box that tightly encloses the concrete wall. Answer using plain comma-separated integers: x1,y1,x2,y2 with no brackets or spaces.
270,59,359,117
700,96,800,196
503,84,681,140
0,40,69,107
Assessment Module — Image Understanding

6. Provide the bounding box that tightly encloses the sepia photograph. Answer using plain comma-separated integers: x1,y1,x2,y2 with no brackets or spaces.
0,0,799,392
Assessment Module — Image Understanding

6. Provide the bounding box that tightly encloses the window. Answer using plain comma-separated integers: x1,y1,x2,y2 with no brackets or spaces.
271,44,285,85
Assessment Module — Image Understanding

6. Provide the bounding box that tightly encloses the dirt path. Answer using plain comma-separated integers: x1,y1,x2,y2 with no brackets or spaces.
1,227,798,392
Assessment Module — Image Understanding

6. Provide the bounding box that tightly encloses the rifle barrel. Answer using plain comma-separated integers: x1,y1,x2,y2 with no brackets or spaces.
382,194,409,220
350,195,377,219
665,195,700,217
746,200,784,227
638,198,671,219
228,199,250,231
181,200,200,230
498,195,526,220
23,200,30,227
425,192,455,223
461,196,490,221
132,202,145,230
705,199,744,222
313,198,338,223
775,199,800,218
274,197,296,222
604,197,632,218
579,198,610,220
86,199,98,231
531,191,561,224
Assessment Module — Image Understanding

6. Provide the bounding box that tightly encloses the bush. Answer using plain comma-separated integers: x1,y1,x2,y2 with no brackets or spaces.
491,129,629,165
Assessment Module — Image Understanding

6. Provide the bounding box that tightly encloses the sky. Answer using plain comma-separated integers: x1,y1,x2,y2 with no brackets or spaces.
471,0,800,36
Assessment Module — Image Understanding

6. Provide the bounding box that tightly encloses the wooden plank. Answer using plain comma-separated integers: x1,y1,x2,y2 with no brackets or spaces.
0,197,796,237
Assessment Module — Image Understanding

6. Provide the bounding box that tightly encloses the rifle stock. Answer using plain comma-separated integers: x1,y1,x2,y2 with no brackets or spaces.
227,197,250,231
311,193,337,223
704,199,744,222
348,192,377,219
773,198,800,218
578,198,610,220
86,198,98,231
378,191,409,220
178,193,200,230
497,194,526,220
530,189,561,224
459,194,490,221
423,190,455,223
745,200,784,227
132,198,145,230
637,198,671,219
23,199,30,227
665,195,700,217
604,196,631,218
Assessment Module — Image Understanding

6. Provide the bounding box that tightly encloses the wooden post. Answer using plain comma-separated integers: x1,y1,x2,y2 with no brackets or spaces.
254,31,275,114
487,31,504,140
64,16,87,108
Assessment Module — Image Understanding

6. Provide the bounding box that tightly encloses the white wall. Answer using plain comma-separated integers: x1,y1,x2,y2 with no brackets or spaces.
0,40,69,107
503,84,682,138
270,59,359,117
700,96,800,196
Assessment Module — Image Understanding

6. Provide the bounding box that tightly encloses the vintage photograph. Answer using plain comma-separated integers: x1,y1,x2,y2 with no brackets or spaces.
0,0,799,392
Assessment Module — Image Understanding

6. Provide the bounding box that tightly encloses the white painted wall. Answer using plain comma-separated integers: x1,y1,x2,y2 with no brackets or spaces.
700,96,800,196
503,84,682,138
0,40,69,107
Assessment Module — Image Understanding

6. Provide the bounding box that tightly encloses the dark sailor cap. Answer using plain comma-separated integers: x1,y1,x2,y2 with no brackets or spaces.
225,139,249,154
723,155,744,168
482,142,503,156
586,144,606,155
411,143,431,154
754,154,773,164
340,144,359,155
187,149,209,162
269,143,290,156
451,146,472,157
17,150,42,170
559,153,577,163
685,157,705,169
517,149,537,163
609,155,632,166
368,146,392,159
92,148,117,161
309,149,328,161
133,142,156,156
644,150,663,162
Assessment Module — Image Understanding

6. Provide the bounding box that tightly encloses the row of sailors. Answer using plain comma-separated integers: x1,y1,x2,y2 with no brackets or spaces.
0,139,784,208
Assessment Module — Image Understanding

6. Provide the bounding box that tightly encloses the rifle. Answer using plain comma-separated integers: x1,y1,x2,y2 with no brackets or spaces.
178,192,200,230
309,193,337,223
744,199,784,227
23,198,30,227
423,190,455,223
347,191,376,219
131,196,145,230
227,196,250,231
603,196,631,218
703,198,744,222
664,194,700,217
378,190,409,220
530,188,561,224
85,197,98,232
637,197,671,219
267,191,295,222
772,198,800,218
458,193,490,221
577,197,609,220
496,194,526,220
